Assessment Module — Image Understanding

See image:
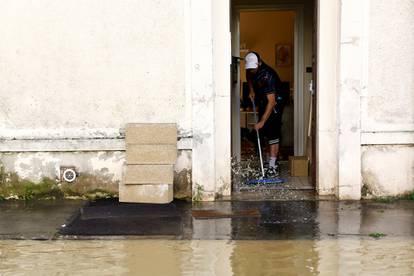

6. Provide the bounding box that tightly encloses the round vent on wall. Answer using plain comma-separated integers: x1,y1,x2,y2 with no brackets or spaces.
62,168,77,183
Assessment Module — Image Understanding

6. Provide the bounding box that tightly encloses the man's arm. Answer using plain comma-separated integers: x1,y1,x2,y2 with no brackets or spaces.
254,93,276,131
246,71,255,102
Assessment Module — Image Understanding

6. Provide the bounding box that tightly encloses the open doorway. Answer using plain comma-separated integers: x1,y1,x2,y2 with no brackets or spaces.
230,1,316,199
239,10,295,161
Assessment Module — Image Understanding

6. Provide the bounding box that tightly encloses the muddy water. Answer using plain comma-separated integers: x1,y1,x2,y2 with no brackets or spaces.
1,238,413,275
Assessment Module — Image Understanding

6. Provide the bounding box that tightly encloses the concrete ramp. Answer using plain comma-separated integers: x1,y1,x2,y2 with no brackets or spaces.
119,123,177,204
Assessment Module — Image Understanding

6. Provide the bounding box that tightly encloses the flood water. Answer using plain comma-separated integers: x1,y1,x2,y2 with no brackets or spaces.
2,199,414,275
1,238,413,275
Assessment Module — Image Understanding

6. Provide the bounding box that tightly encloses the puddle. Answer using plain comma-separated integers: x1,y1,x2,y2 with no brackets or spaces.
1,238,413,275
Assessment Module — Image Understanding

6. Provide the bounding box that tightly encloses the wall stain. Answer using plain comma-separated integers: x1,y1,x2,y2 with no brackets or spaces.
173,169,192,200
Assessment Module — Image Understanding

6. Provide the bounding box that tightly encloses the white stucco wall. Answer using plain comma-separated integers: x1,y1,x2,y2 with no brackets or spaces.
362,145,414,197
362,0,414,133
0,0,188,139
360,0,414,197
0,0,195,196
1,0,412,200
0,0,230,200
316,0,340,196
319,0,413,199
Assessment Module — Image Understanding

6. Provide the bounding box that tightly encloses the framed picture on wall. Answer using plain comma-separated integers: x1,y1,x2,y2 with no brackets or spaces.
275,44,292,67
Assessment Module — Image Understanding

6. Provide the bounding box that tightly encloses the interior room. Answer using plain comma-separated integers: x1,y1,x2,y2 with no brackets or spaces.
239,10,295,161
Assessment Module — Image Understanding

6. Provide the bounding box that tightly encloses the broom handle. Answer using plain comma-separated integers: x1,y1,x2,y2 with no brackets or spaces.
252,101,265,178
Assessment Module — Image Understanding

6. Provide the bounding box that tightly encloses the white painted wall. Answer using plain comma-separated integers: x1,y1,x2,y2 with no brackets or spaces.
190,0,232,200
0,0,194,196
212,0,232,197
318,0,414,199
189,0,216,201
336,0,368,200
316,0,340,196
0,0,188,140
360,0,414,197
1,0,413,200
363,0,414,133
362,146,414,197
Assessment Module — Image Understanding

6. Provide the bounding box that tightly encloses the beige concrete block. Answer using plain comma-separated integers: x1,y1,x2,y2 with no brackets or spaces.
126,123,177,145
126,144,177,164
125,165,173,184
119,183,173,204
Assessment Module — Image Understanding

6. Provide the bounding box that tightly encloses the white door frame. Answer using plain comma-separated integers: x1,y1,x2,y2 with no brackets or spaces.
208,0,346,199
231,4,305,159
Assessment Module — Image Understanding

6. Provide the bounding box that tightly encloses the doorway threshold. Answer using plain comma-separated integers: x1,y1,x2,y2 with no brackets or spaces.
230,161,316,201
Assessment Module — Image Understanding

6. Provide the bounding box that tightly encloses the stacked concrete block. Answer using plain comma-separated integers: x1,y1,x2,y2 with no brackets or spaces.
120,123,177,204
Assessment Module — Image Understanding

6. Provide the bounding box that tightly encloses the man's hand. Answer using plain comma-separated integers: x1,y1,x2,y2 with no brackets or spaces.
249,90,255,102
254,121,265,131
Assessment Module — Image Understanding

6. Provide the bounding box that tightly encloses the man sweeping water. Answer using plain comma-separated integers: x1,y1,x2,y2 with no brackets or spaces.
245,52,286,178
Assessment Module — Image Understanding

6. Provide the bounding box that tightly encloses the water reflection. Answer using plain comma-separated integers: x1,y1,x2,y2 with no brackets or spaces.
190,201,414,240
1,238,413,275
51,199,414,240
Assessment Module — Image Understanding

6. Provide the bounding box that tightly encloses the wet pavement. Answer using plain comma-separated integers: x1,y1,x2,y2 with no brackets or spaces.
0,200,83,240
1,199,413,240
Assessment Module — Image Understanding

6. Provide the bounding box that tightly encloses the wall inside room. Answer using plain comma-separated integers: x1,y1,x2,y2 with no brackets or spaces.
239,11,295,84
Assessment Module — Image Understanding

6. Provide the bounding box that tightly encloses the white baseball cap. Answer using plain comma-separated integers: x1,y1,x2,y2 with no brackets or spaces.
245,52,259,69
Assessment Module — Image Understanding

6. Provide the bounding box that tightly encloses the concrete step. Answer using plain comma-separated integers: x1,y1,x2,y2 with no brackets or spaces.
125,123,177,145
126,144,177,165
119,183,173,204
124,165,173,185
